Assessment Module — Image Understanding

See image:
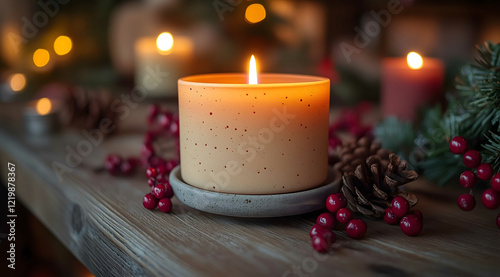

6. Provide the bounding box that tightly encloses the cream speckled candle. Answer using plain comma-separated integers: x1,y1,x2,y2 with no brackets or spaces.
178,73,330,194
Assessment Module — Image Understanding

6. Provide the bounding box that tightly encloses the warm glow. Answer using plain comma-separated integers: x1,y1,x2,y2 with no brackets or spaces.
157,32,174,52
36,98,52,115
245,4,266,24
249,55,258,84
407,52,423,70
33,49,50,67
54,35,72,55
9,73,26,92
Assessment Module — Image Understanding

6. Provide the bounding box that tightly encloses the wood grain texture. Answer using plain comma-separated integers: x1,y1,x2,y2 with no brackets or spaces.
0,103,499,277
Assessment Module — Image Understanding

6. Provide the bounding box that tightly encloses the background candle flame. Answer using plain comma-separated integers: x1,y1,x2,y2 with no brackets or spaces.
36,98,52,115
249,55,258,84
407,52,423,70
157,32,174,52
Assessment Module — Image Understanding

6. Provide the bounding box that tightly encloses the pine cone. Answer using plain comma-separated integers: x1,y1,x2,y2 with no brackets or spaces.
332,137,418,219
63,87,117,134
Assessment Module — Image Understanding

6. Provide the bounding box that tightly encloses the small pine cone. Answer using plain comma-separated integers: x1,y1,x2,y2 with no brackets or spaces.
333,137,418,219
63,87,117,134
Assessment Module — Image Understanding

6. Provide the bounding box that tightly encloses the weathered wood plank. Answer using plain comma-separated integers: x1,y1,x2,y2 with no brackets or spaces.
0,103,499,277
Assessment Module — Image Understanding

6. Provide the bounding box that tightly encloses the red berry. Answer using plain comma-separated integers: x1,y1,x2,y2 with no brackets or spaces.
105,154,121,175
390,196,410,218
316,212,335,229
164,182,174,198
120,158,136,175
309,224,327,238
148,178,156,187
165,160,178,172
412,210,423,222
143,193,158,210
156,173,167,182
336,208,353,224
147,104,160,124
158,112,172,129
383,208,399,225
463,150,482,168
400,214,423,236
477,163,493,181
457,194,475,211
149,156,165,168
157,163,167,175
459,170,476,188
492,173,500,192
481,189,500,210
311,235,332,253
158,198,172,213
449,136,468,154
146,167,158,179
328,136,342,150
141,144,155,160
346,219,367,239
144,131,156,144
153,184,167,199
326,193,347,213
170,119,180,136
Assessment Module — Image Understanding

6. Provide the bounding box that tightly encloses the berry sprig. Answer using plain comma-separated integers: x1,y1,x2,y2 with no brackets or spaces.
103,104,180,213
143,176,174,213
310,193,423,253
449,136,500,229
104,154,140,176
383,196,423,236
309,193,368,253
140,104,180,212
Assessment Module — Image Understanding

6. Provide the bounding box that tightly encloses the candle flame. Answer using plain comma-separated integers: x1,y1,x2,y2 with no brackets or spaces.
249,55,258,84
407,52,423,70
36,98,52,115
157,32,174,52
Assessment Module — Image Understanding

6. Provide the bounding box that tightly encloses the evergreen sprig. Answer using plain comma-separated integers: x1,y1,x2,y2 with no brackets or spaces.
375,41,500,185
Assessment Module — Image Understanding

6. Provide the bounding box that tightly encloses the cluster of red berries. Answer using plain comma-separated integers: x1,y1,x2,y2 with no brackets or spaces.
141,105,181,212
310,194,423,253
104,154,140,176
143,167,175,213
104,105,180,176
310,193,367,253
449,136,500,228
142,104,180,167
383,196,423,236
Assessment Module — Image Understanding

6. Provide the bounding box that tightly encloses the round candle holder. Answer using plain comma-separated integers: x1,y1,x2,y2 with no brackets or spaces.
23,98,61,136
169,166,341,218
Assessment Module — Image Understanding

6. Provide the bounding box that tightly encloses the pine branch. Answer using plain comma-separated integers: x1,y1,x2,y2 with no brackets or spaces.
483,132,500,172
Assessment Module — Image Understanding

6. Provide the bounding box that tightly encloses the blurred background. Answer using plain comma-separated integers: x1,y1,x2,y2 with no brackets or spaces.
0,0,499,276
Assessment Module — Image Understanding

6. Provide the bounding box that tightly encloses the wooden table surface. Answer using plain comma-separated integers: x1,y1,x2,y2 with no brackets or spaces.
0,103,499,277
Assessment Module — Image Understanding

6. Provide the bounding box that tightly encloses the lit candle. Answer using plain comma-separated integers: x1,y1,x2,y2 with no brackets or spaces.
178,56,330,194
135,32,193,97
381,52,444,121
24,97,60,135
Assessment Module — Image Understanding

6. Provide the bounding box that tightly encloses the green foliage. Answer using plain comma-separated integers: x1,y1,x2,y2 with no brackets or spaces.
374,117,415,161
376,41,500,185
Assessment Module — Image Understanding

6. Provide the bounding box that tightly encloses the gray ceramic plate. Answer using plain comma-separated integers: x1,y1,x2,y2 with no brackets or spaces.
169,166,341,218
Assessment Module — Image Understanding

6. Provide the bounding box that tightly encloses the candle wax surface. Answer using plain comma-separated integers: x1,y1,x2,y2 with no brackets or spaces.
178,73,330,195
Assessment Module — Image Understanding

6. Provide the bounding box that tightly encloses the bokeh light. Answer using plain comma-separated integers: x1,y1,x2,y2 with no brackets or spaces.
9,73,26,92
36,98,52,115
33,49,50,67
54,35,72,56
245,4,266,24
